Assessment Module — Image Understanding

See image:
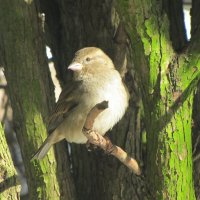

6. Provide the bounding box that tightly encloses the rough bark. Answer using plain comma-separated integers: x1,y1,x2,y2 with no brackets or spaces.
192,83,200,200
163,0,187,51
191,0,200,38
5,0,197,199
41,0,199,199
40,0,147,199
191,0,200,198
117,0,198,199
0,124,20,200
0,1,76,200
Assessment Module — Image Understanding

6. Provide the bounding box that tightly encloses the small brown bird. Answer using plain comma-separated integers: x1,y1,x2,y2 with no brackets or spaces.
32,47,129,159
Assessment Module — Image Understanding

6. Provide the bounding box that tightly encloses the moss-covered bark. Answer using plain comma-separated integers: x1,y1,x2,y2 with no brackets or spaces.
0,1,76,199
2,0,197,199
0,124,20,200
40,0,146,199
38,0,199,199
116,0,198,199
190,0,200,197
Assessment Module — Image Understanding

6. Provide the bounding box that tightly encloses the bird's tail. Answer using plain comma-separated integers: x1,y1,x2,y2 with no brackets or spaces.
31,134,55,160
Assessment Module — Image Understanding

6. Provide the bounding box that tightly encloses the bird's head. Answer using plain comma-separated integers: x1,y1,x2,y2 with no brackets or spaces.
68,47,115,80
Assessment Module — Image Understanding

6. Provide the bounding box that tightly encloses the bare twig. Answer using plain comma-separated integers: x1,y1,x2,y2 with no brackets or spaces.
82,101,141,175
193,132,200,155
193,153,200,162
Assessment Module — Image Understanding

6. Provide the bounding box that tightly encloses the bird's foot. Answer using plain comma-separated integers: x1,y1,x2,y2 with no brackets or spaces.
104,136,116,155
86,140,97,151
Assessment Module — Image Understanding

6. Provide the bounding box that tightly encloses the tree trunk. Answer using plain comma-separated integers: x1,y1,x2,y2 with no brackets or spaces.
0,1,76,199
41,0,198,199
1,0,199,199
117,0,197,199
0,124,20,200
191,0,200,198
40,0,147,199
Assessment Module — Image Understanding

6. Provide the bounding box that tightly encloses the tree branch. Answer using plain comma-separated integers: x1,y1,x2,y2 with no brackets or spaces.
82,101,141,175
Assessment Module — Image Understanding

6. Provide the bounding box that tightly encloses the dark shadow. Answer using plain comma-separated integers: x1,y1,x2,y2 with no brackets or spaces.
0,175,19,193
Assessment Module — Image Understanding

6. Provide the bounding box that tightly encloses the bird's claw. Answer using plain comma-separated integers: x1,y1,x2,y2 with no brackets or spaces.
86,140,97,151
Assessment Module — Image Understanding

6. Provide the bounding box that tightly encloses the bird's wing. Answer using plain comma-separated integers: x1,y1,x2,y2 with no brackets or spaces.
47,81,81,133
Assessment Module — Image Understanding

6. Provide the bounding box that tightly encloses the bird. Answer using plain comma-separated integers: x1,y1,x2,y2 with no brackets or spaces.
32,47,129,160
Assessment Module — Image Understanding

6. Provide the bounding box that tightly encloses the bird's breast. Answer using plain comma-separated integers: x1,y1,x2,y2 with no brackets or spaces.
88,80,129,135
60,74,129,143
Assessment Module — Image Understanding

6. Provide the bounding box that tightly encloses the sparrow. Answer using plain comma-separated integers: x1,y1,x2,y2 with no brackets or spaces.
32,47,129,160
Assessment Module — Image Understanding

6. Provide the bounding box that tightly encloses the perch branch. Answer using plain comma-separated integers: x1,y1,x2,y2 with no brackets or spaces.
82,101,141,175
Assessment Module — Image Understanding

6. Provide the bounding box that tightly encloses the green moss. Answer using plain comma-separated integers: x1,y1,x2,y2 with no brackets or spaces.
158,96,195,199
0,125,21,199
0,1,64,199
115,1,197,199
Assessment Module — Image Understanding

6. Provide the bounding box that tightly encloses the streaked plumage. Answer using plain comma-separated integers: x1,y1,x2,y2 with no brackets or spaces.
32,47,129,159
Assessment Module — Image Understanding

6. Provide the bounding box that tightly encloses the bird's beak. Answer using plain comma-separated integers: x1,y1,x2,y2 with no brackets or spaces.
68,63,83,71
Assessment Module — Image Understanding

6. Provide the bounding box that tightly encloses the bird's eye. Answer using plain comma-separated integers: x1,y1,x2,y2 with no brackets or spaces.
85,57,91,62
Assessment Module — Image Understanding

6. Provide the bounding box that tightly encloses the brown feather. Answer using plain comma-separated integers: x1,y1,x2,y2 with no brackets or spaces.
47,81,81,133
